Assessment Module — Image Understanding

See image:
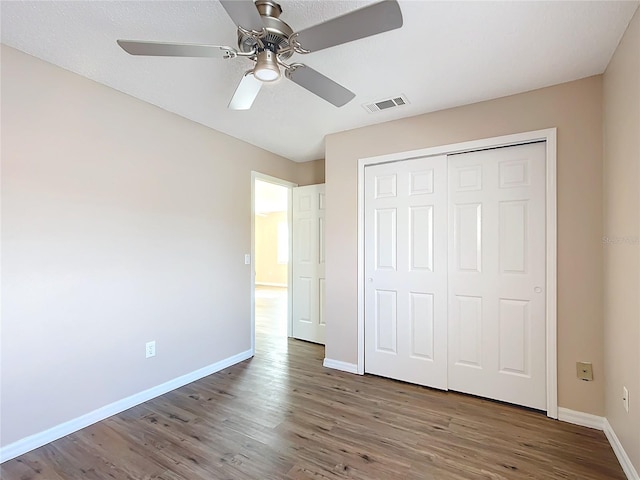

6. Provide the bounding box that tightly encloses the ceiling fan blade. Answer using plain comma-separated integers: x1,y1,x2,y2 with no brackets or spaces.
117,40,237,58
285,65,355,107
228,72,263,110
219,1,264,32
294,0,402,53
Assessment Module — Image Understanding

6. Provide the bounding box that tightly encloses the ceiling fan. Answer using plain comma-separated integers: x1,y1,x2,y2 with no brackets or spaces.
117,0,403,110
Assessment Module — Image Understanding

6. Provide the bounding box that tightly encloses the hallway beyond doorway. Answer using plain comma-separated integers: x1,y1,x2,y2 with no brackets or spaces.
255,285,288,347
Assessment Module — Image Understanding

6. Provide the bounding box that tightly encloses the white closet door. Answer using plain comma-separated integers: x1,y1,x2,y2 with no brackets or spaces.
292,184,326,344
447,142,546,410
364,156,448,389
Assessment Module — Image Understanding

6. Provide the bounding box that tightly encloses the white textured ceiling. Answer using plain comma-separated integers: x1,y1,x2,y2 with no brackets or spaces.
2,1,638,162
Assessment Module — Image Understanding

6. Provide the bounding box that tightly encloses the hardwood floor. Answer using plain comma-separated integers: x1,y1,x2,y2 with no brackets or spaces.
2,286,624,479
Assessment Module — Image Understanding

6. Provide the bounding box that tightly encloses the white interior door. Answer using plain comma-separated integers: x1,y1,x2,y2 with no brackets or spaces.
364,156,448,389
447,142,546,410
292,184,326,344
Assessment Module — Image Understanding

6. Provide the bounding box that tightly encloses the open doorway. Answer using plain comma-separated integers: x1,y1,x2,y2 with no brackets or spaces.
251,173,295,352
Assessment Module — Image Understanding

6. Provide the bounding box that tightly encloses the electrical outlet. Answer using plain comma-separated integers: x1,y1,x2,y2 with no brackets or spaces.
623,386,629,413
576,361,593,381
244,253,251,265
146,341,156,358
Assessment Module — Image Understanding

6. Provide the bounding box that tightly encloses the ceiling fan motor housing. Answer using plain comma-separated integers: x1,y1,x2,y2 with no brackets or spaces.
237,0,294,60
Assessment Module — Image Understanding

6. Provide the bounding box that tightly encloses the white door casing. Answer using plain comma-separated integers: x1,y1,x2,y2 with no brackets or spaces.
360,138,557,416
354,130,556,416
251,172,296,352
364,156,448,389
447,142,547,410
292,184,326,344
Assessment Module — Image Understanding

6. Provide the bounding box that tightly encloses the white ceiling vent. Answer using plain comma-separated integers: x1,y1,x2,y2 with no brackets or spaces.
363,94,410,113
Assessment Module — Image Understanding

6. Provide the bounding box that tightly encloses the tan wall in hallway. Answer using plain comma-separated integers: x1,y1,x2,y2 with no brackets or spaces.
603,7,640,473
255,211,288,286
325,76,605,415
296,159,325,186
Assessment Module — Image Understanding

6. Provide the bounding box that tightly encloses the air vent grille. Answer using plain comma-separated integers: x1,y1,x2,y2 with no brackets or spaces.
363,94,409,113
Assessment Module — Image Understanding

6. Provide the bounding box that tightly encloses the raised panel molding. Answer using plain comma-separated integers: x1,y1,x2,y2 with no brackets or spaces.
455,165,482,191
298,194,312,211
375,208,397,270
375,174,397,198
454,295,483,367
410,205,434,271
298,277,312,322
455,203,482,272
499,200,528,274
498,299,530,376
297,218,312,263
375,289,398,353
319,278,326,326
499,159,530,188
410,169,434,195
318,217,325,264
410,292,434,360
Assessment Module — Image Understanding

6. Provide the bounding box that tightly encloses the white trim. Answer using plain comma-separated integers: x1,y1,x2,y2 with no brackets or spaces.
356,160,366,375
604,418,640,480
251,172,297,344
286,183,294,338
356,128,558,416
323,358,359,374
558,409,639,479
255,282,288,288
0,349,253,463
557,407,605,430
544,130,558,419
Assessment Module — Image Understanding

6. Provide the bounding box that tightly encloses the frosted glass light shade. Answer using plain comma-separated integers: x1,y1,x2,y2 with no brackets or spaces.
254,50,280,82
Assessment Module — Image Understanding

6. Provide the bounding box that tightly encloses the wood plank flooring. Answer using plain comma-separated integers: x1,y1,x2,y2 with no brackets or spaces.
1,287,624,479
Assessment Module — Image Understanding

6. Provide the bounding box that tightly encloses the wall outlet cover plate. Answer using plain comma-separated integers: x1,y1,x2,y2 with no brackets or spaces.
576,361,593,381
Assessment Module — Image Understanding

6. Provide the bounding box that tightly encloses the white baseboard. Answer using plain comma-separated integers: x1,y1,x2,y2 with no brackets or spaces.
323,358,359,374
604,418,640,480
558,408,638,480
4,369,637,480
0,349,253,464
557,407,605,430
255,282,287,287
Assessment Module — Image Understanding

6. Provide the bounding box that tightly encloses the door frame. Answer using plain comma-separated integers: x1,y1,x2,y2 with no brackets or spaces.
356,128,558,418
251,171,297,355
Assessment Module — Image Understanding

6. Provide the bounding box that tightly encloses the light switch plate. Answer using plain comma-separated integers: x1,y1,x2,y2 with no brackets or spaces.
576,362,593,381
146,341,156,358
623,386,629,413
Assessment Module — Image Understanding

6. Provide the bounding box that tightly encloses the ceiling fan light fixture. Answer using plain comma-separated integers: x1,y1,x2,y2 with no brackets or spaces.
254,50,281,82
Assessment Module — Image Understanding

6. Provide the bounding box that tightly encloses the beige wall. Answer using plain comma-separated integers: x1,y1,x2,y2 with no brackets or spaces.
603,8,640,473
255,211,288,286
296,158,325,186
325,76,605,415
0,46,322,447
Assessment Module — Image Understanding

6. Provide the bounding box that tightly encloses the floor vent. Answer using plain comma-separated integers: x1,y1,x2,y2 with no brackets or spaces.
363,94,409,113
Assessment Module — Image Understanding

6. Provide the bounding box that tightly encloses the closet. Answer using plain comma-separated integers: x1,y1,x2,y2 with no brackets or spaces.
364,142,546,410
